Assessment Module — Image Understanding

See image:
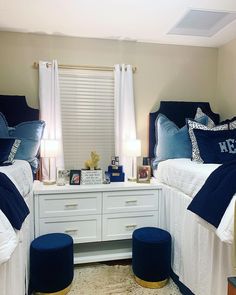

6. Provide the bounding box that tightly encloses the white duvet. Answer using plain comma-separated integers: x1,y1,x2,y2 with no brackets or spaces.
0,160,33,264
156,158,235,243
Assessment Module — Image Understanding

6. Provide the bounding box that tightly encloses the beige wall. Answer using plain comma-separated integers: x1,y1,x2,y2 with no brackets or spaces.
216,38,236,120
0,31,218,155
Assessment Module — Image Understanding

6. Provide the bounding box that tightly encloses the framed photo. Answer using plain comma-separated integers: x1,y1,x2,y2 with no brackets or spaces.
137,165,151,183
57,169,70,185
69,170,81,185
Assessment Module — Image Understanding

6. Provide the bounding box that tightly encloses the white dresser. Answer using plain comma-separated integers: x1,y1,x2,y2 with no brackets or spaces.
33,181,161,264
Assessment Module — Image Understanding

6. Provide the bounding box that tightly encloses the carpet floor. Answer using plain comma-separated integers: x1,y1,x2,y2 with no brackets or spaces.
68,263,182,295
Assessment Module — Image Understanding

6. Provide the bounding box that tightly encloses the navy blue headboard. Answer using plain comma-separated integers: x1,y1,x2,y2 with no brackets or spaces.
148,101,220,158
0,95,39,125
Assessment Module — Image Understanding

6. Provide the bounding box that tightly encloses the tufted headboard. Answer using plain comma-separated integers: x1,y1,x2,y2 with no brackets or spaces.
148,101,220,159
0,95,39,125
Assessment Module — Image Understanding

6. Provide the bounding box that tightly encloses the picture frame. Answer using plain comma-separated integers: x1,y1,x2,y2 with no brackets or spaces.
69,170,81,185
80,169,103,185
137,165,151,183
57,169,70,185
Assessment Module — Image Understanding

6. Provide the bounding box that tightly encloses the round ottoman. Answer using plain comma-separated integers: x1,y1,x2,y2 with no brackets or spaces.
132,227,171,288
30,233,74,295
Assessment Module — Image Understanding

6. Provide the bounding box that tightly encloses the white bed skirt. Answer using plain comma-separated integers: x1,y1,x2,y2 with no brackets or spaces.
160,183,233,295
0,189,33,295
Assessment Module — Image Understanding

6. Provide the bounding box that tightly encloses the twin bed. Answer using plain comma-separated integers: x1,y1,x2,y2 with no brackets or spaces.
0,161,33,295
0,95,39,295
149,101,234,295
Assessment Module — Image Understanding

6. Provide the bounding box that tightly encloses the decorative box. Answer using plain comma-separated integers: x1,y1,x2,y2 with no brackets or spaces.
110,172,125,182
81,169,103,185
106,170,125,182
108,165,123,173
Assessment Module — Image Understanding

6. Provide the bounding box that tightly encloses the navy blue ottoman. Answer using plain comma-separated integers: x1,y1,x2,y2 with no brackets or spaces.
30,233,74,294
132,227,171,288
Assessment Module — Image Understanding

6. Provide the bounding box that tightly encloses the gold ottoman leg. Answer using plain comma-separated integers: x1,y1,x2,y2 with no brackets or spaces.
135,276,168,289
35,283,72,295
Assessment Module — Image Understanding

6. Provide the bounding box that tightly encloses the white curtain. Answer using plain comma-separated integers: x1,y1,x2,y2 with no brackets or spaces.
114,64,137,178
39,60,64,180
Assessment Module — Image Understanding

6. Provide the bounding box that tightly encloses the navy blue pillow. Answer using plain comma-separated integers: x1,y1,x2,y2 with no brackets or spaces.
0,138,21,164
193,129,236,164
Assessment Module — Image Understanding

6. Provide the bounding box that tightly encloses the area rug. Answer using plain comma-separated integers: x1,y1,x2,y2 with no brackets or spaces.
68,263,181,295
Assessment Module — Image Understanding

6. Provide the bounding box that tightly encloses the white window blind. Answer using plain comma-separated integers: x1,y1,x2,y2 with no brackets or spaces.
59,69,115,171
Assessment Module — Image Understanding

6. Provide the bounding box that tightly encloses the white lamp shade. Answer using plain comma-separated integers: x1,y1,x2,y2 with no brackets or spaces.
125,139,141,157
41,139,59,158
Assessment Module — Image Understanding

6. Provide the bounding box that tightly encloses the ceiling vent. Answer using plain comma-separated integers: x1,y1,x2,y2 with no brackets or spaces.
168,9,236,37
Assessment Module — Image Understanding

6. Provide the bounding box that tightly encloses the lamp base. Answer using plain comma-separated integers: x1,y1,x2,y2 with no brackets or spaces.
128,177,137,182
43,180,56,185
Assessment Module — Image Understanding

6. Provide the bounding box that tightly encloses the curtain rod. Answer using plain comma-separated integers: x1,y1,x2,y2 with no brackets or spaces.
33,62,137,73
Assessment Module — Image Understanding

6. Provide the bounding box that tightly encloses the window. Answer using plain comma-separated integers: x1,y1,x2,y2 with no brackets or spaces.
59,69,115,171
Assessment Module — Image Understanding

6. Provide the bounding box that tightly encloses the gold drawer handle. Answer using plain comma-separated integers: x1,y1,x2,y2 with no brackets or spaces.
65,203,78,209
125,200,137,204
125,224,137,229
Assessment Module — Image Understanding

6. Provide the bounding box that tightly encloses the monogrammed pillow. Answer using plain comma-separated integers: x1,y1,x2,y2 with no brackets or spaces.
187,120,228,163
192,128,236,164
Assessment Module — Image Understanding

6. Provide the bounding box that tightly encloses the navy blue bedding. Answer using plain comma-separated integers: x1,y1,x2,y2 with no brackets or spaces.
0,172,29,230
187,160,236,227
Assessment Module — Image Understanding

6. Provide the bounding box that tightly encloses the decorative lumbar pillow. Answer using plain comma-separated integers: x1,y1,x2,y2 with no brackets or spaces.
0,138,21,165
152,113,209,167
230,121,236,129
220,116,236,130
195,107,215,128
187,120,229,163
192,128,236,164
9,120,45,171
0,113,9,138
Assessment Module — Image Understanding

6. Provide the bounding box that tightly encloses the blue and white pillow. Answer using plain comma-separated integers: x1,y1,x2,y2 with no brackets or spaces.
192,128,236,164
0,112,45,172
194,107,215,128
9,120,45,172
187,120,229,163
220,116,236,129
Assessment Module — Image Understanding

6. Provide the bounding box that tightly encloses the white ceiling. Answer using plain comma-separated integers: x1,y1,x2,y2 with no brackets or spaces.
1,0,236,47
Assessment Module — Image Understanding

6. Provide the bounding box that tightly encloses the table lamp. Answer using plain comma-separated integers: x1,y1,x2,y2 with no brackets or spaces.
41,139,59,185
125,139,141,181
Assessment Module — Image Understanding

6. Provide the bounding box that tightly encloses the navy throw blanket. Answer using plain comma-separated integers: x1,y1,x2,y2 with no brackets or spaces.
0,172,29,230
188,160,236,228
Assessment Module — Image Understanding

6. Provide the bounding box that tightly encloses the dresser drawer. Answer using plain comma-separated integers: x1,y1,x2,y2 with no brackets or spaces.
39,215,102,243
103,190,158,214
39,192,102,218
102,211,158,241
